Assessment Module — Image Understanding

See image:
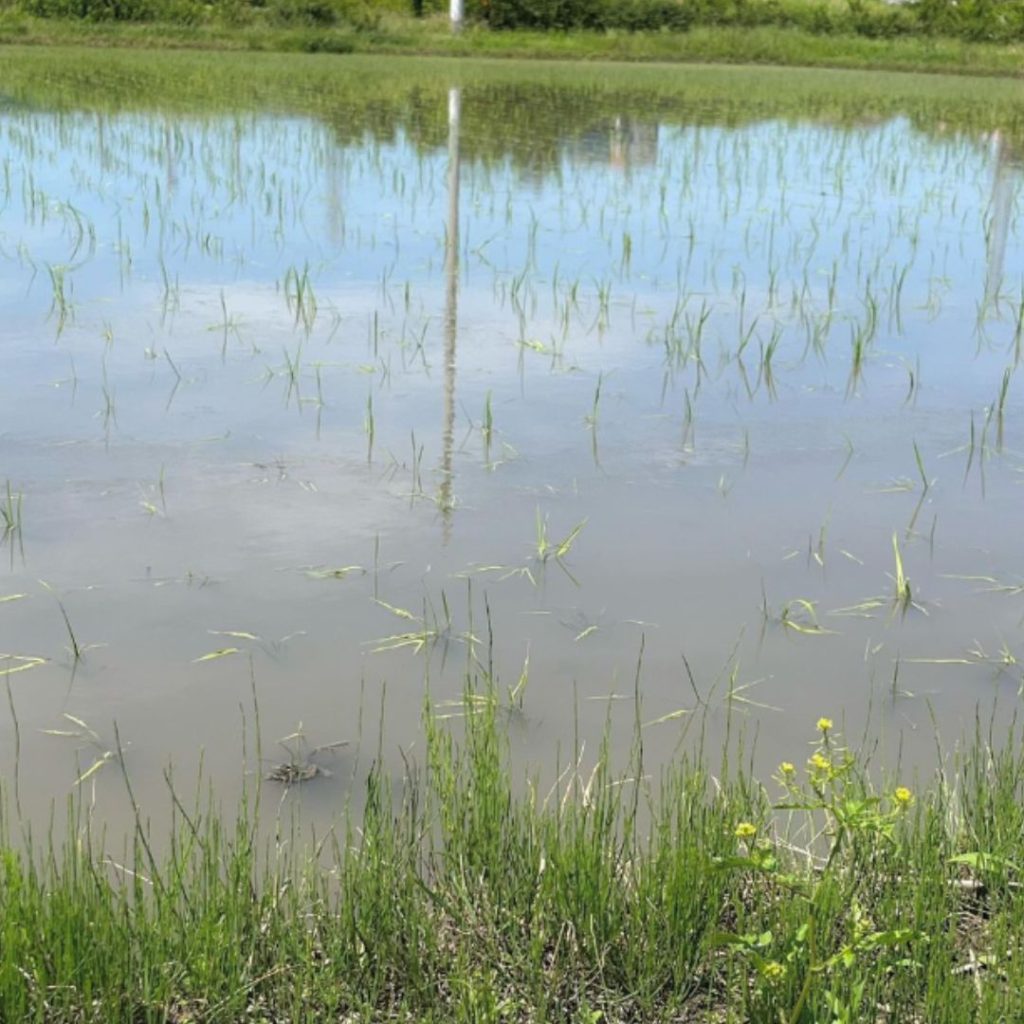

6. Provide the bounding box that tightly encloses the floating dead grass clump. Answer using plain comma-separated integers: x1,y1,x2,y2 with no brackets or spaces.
265,760,324,785
264,725,348,786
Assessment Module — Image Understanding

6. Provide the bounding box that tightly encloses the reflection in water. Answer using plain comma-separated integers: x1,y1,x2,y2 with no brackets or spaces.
2,57,1024,830
439,87,460,544
985,131,1021,308
568,116,659,174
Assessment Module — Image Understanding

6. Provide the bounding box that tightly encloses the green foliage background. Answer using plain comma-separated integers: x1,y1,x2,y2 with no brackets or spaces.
6,0,1024,46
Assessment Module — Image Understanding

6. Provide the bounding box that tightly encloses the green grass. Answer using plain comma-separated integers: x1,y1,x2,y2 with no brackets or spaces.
3,10,1024,78
2,688,1024,1022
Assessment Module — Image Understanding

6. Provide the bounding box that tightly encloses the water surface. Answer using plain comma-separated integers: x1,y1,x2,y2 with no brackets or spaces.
2,50,1023,827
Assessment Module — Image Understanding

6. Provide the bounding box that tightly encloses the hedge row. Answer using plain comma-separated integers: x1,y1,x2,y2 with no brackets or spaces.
481,0,1024,42
12,0,1024,45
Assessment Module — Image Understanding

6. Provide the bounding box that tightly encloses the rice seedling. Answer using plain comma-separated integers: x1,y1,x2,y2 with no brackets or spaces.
584,371,603,430
903,354,920,404
913,441,931,493
32,580,92,667
158,348,184,409
98,360,117,437
681,387,695,449
759,326,781,399
284,263,318,335
281,341,304,406
585,371,604,464
364,391,375,464
40,713,125,788
369,593,477,657
835,435,855,480
846,322,869,397
902,640,1020,688
191,641,240,661
304,564,366,581
532,509,587,584
1,482,22,556
889,532,919,617
828,597,886,620
0,654,48,678
1012,284,1024,365
408,429,425,502
964,412,977,484
209,288,244,356
942,572,1024,597
720,663,780,712
435,650,531,720
481,389,494,459
994,366,1013,451
45,262,72,335
807,509,830,568
157,253,180,320
776,598,837,636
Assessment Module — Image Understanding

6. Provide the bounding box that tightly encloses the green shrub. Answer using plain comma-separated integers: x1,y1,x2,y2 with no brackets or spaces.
477,0,1024,39
263,0,381,25
831,0,915,38
268,0,343,24
482,0,693,30
22,0,154,20
159,0,206,24
618,0,694,29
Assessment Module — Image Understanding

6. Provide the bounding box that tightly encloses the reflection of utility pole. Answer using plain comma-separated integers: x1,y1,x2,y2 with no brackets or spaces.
325,145,345,245
985,131,1014,309
164,123,175,195
439,87,460,544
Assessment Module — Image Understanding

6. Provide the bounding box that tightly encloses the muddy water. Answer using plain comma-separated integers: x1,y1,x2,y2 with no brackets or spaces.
1,51,1023,831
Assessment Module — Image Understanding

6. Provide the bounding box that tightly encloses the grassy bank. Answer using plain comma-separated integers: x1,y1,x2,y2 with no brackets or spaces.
2,691,1023,1022
2,11,1024,77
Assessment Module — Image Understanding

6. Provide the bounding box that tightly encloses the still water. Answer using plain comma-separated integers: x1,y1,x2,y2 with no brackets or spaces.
1,50,1023,826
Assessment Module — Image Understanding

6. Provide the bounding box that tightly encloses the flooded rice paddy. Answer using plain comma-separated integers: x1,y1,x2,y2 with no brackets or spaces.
1,50,1023,827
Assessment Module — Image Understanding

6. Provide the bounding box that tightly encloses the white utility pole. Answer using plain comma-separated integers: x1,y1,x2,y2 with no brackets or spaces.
450,0,463,32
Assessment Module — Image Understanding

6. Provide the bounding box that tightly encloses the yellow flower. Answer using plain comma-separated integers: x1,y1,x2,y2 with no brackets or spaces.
809,752,831,772
734,821,758,839
854,912,875,938
763,960,786,982
817,717,833,733
894,786,913,807
779,761,795,776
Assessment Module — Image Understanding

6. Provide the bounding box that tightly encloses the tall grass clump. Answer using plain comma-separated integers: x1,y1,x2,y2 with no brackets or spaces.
2,691,1024,1020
